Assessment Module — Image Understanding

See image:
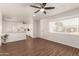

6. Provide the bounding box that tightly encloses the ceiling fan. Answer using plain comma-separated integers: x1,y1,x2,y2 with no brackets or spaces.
30,3,55,15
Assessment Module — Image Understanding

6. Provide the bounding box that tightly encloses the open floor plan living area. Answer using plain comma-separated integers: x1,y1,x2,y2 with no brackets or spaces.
0,3,79,56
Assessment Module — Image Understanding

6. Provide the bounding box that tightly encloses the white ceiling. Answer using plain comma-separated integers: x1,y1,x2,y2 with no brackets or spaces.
32,3,79,19
0,3,33,17
0,3,79,21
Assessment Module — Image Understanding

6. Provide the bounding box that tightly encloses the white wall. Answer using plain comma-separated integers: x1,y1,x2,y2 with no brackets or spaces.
40,8,79,48
33,20,40,38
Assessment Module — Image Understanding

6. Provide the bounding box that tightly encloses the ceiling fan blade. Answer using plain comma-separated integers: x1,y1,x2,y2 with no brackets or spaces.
30,5,40,9
34,10,40,13
43,11,46,14
45,7,55,9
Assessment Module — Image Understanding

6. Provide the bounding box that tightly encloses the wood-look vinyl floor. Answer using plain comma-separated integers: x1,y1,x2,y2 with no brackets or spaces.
0,38,79,56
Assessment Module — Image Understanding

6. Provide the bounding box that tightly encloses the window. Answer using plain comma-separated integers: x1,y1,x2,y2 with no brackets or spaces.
49,17,79,35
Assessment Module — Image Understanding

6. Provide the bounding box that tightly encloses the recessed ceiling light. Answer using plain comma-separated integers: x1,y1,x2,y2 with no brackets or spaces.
33,15,36,16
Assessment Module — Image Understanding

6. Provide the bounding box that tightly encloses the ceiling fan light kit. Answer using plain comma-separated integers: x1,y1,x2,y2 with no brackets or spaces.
33,14,36,16
40,8,45,12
